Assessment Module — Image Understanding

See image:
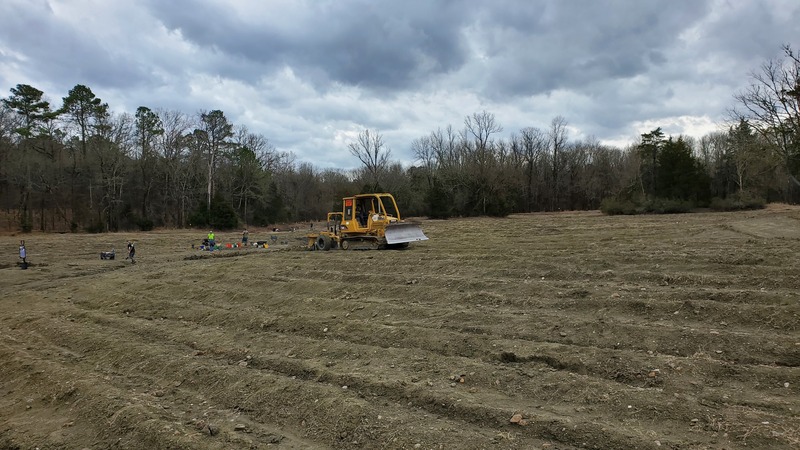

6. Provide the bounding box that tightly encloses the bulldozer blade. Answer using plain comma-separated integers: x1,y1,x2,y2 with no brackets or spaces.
385,223,428,244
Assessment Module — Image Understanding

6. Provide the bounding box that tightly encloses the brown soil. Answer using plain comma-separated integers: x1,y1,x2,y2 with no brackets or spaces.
1,207,799,449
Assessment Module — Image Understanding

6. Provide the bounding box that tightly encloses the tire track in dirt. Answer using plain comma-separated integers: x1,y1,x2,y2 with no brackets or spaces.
10,290,676,447
52,280,798,449
13,307,670,449
68,269,800,380
203,265,798,367
2,305,561,449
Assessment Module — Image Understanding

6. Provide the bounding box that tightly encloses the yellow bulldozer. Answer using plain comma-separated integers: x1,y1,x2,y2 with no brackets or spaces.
307,193,428,250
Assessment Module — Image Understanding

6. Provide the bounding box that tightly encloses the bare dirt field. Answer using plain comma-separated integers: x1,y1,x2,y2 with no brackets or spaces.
1,205,799,449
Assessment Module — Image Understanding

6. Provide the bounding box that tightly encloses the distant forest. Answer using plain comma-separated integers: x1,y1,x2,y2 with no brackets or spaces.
1,46,798,232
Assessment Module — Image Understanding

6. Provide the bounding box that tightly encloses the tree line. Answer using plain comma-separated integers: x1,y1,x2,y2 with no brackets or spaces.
1,46,798,232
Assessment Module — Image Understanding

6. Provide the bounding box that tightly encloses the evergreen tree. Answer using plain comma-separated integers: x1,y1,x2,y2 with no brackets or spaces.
656,137,709,202
638,127,665,198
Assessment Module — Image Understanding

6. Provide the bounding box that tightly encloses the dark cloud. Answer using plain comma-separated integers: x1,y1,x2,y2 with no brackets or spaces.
1,0,799,166
0,0,154,104
471,1,713,98
698,1,799,60
143,0,469,91
139,0,715,101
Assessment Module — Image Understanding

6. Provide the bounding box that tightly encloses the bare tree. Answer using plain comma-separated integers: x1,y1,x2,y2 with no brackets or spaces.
516,127,547,211
727,120,777,195
91,112,133,230
464,110,502,152
430,125,461,173
348,129,390,189
156,109,192,226
463,111,504,214
412,135,435,172
549,116,568,209
732,44,800,192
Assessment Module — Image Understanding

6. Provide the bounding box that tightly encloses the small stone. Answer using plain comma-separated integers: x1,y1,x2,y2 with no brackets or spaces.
691,418,699,423
715,350,723,354
559,332,567,337
784,382,790,388
510,413,523,423
611,293,620,298
323,327,328,332
342,385,348,390
234,424,246,431
414,444,421,449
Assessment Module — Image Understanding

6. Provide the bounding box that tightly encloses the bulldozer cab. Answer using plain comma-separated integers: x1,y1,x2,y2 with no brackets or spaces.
344,194,400,230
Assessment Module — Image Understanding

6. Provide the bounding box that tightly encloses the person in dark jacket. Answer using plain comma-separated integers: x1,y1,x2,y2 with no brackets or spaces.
127,241,136,264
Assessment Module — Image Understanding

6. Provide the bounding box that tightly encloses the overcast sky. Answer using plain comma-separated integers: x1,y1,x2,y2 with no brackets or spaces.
1,0,798,168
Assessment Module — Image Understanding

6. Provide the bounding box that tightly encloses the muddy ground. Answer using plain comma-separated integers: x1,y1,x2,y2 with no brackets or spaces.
1,206,799,449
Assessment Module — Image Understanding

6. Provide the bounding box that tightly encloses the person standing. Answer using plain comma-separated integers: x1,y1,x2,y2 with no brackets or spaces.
208,230,215,251
242,229,249,246
19,240,27,269
127,241,136,264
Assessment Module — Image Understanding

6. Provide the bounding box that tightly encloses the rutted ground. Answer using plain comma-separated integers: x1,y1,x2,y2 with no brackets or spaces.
1,205,799,449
